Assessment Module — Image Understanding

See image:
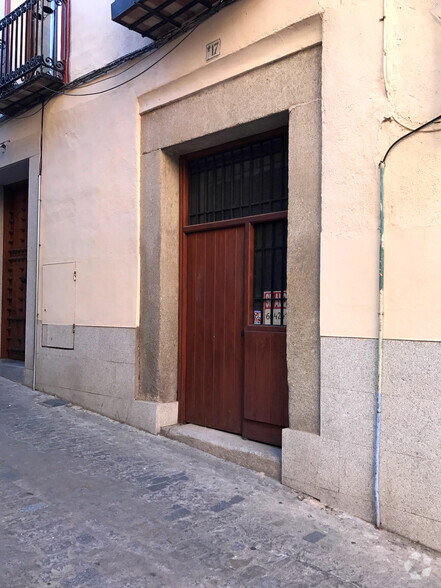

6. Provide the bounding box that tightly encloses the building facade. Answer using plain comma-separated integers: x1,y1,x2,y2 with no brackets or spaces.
0,0,441,551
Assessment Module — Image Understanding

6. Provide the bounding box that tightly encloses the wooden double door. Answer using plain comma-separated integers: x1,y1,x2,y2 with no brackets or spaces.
181,131,289,446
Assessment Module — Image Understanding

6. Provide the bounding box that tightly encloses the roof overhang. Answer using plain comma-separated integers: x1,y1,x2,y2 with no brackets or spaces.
111,0,234,42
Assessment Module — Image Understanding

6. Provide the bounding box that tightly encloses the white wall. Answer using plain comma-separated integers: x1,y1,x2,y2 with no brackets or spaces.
0,0,440,340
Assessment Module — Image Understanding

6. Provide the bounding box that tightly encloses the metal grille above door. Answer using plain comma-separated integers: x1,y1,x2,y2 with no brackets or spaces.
187,133,288,225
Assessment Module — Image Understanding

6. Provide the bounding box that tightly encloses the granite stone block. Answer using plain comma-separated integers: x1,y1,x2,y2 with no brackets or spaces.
320,337,377,394
380,451,412,512
383,339,441,401
339,443,373,502
321,386,375,448
411,457,441,522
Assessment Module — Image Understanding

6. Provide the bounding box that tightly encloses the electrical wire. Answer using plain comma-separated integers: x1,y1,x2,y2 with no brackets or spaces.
64,42,156,91
381,112,441,165
0,19,193,126
44,0,235,95
46,24,199,98
0,0,235,124
62,0,235,92
72,48,154,90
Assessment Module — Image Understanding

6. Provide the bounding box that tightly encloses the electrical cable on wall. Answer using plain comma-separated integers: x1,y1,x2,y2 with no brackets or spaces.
374,111,441,528
0,0,235,128
50,24,200,98
0,9,205,128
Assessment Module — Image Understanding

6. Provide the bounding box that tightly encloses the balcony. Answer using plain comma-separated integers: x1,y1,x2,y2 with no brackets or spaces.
111,0,232,43
0,0,69,117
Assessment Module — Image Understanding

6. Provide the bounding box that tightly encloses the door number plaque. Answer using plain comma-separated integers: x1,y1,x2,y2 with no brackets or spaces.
206,39,221,61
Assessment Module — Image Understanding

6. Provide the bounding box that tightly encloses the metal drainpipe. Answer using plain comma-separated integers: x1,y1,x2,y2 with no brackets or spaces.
374,163,385,528
374,113,441,528
32,102,45,391
32,173,41,391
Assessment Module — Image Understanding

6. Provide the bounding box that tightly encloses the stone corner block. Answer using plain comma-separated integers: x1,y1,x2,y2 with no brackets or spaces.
281,428,320,498
282,428,340,500
127,400,179,435
23,368,33,389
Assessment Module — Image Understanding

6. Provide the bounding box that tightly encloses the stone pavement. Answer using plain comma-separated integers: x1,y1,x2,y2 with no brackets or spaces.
1,378,441,588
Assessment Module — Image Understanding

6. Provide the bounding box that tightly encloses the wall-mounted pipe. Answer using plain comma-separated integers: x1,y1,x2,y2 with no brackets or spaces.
32,102,45,391
32,173,41,391
374,163,385,528
374,112,441,528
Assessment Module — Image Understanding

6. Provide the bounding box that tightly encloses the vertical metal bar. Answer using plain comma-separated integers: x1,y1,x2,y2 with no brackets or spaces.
16,13,19,70
54,2,58,68
8,18,12,74
18,12,21,69
26,9,30,66
14,13,17,71
271,222,277,325
20,11,24,69
259,225,264,322
220,153,224,221
40,0,44,66
24,10,28,68
236,151,240,220
6,20,10,75
204,158,209,224
62,0,67,63
11,20,17,71
200,165,203,223
34,0,39,61
1,26,5,77
259,142,263,215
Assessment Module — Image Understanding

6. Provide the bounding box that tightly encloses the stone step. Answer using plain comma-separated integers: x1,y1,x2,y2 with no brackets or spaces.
161,424,281,480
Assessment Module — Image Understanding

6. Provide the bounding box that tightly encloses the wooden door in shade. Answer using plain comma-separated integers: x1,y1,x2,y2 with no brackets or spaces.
184,226,244,434
1,180,28,360
181,129,289,446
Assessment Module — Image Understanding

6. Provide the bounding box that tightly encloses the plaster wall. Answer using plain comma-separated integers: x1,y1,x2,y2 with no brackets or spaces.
0,0,438,340
0,0,439,553
69,0,148,80
12,0,324,332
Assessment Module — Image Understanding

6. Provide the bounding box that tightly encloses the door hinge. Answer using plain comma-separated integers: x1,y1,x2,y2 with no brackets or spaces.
73,271,77,282
241,329,244,337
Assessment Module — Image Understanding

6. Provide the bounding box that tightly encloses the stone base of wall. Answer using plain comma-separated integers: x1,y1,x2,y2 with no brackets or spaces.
282,336,441,553
35,328,441,552
36,324,178,435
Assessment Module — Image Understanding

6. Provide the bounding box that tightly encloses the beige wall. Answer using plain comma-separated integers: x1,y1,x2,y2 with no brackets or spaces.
70,0,147,80
0,0,440,550
320,0,441,341
0,0,438,339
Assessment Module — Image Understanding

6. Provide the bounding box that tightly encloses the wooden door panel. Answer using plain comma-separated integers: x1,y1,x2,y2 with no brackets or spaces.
1,181,28,361
184,227,244,434
243,328,289,445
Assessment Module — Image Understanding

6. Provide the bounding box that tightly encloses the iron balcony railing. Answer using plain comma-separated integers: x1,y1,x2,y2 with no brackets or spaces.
0,0,68,115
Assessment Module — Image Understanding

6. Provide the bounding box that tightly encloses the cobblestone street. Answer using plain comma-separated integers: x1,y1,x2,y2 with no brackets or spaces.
1,377,440,587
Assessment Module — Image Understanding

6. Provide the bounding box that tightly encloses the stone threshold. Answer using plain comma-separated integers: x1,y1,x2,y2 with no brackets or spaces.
160,424,281,480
